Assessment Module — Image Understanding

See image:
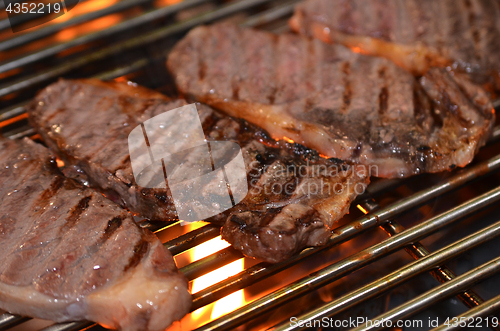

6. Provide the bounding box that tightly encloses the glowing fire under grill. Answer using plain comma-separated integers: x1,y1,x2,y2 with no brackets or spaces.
1,1,500,331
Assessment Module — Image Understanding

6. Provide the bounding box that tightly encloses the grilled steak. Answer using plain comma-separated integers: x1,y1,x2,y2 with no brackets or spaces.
0,137,190,331
167,23,495,178
29,80,178,222
28,79,369,262
289,0,500,92
209,126,369,262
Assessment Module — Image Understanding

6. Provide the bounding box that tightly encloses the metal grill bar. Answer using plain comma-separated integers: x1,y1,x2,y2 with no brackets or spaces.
0,0,154,52
0,313,29,331
0,2,499,330
240,0,296,28
193,186,500,330
0,0,208,74
271,218,500,331
351,256,500,331
181,247,243,281
363,199,486,311
0,0,274,98
432,293,500,331
40,321,93,331
189,153,500,313
0,1,69,31
93,0,301,80
165,224,220,256
0,102,29,123
0,0,299,121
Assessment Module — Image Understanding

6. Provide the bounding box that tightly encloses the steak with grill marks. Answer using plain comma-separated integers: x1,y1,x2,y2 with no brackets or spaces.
289,0,500,92
29,80,177,222
0,137,190,331
167,23,495,178
28,79,369,262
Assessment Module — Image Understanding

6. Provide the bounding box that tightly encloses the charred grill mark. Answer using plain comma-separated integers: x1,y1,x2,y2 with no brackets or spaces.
228,213,251,231
429,97,444,128
201,112,220,133
63,177,83,190
124,238,149,272
341,62,352,113
417,145,431,151
352,142,363,159
440,89,471,127
413,83,428,129
379,87,389,115
198,58,207,80
260,207,284,228
36,176,65,209
154,190,170,204
304,97,315,113
378,67,388,115
247,149,280,184
269,33,279,105
59,195,91,235
305,36,317,94
102,217,123,242
119,155,131,168
267,87,277,105
294,209,320,228
232,83,240,100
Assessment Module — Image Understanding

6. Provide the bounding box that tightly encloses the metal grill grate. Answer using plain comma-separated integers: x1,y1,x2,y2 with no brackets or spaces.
1,1,500,330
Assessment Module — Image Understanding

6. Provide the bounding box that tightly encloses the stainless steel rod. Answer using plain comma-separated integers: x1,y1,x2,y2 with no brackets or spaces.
350,255,500,331
181,246,243,281
363,199,486,312
271,218,500,331
165,224,220,256
0,0,209,74
431,293,500,331
93,0,299,82
0,0,154,52
190,153,500,311
39,321,93,331
0,313,29,331
0,0,274,98
194,186,500,331
1,114,499,331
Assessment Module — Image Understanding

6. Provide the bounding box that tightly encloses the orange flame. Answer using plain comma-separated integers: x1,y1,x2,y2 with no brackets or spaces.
190,235,245,320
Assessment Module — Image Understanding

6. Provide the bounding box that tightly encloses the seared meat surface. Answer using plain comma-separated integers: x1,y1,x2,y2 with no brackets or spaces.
167,23,495,178
29,79,369,262
0,138,190,331
289,0,500,92
29,79,177,221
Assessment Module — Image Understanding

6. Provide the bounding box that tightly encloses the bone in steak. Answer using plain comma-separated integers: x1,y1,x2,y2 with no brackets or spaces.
28,79,369,262
289,0,500,92
0,137,190,331
167,23,495,178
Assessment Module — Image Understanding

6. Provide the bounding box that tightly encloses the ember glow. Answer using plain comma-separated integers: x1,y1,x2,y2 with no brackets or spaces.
190,236,245,320
168,223,247,330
